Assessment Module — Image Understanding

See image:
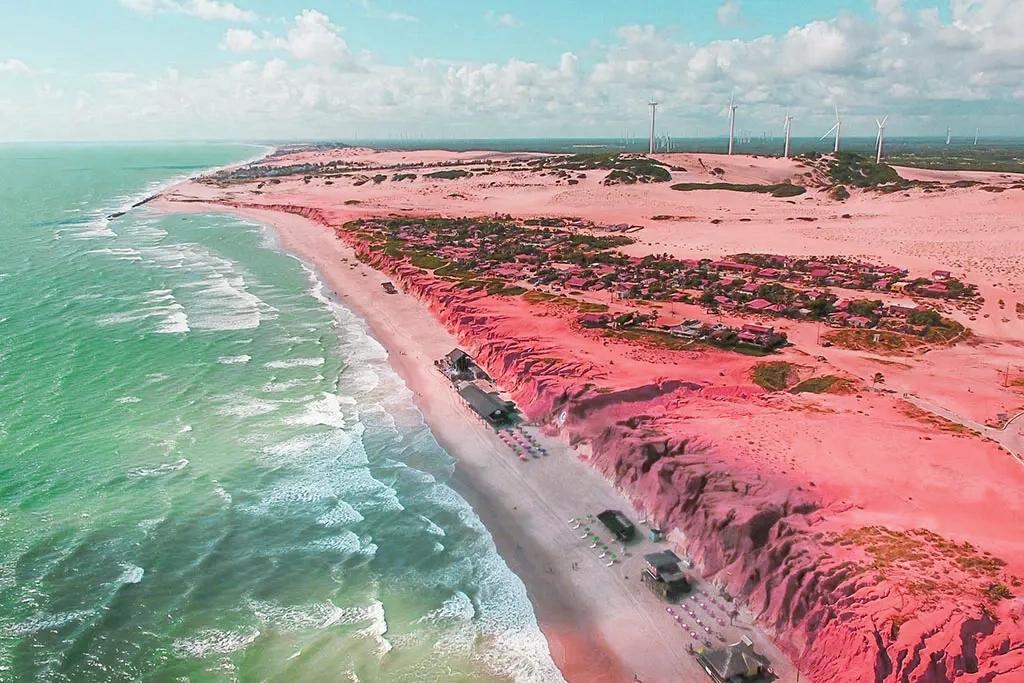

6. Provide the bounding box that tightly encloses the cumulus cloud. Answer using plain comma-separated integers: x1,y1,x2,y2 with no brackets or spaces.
220,10,350,64
9,2,1024,139
119,0,256,21
484,11,522,28
717,1,744,27
0,58,31,74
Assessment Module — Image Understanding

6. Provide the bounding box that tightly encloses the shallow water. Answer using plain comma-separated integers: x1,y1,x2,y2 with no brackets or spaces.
0,143,562,682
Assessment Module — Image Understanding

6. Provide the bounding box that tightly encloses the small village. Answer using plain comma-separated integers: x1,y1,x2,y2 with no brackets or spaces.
348,216,974,354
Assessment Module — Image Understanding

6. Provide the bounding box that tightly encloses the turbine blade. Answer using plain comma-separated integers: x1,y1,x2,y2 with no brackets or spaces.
819,122,840,140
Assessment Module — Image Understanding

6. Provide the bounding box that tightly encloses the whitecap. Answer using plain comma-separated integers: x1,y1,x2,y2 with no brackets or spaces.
217,398,282,418
264,357,325,369
115,396,141,404
2,609,95,636
217,354,252,365
127,458,189,479
173,628,260,658
117,563,144,585
285,392,347,429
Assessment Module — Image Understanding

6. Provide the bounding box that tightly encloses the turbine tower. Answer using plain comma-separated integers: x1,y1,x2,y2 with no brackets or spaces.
727,95,738,155
875,115,888,164
946,127,952,145
974,128,979,145
648,98,659,154
820,104,842,153
783,110,794,158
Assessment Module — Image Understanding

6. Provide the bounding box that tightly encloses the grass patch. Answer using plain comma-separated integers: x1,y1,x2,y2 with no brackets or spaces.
671,182,805,197
409,252,448,270
424,169,473,180
824,329,925,354
752,361,795,391
791,376,852,394
605,328,695,350
521,289,608,312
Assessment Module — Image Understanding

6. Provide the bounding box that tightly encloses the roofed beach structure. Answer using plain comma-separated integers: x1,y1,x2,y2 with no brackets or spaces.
457,383,516,426
698,636,773,683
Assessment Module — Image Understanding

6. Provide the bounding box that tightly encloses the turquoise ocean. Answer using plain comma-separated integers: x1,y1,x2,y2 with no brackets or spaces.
0,144,562,682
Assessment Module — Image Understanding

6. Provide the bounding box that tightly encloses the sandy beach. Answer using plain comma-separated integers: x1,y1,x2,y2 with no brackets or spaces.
149,145,1024,682
152,199,801,682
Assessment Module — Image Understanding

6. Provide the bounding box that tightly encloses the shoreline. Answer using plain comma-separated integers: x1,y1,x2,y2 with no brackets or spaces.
151,198,713,682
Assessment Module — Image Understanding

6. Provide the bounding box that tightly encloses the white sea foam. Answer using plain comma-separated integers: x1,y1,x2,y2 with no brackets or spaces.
127,458,189,479
217,397,282,418
217,354,252,365
264,357,325,369
86,247,142,261
261,378,314,393
173,628,260,658
115,396,141,404
213,483,232,505
417,591,476,625
316,501,364,528
285,392,347,429
2,609,95,636
116,563,144,585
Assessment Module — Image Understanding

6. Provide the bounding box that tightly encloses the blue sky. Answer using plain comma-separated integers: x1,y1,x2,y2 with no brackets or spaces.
0,1,1018,141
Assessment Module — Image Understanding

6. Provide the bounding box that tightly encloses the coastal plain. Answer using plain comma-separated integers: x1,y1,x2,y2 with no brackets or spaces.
155,146,1024,683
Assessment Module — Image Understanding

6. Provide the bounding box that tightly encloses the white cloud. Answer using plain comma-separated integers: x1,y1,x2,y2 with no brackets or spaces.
484,10,522,28
717,1,744,27
119,0,256,21
9,2,1024,140
220,10,350,64
383,11,418,23
0,58,31,74
221,28,259,52
283,10,349,63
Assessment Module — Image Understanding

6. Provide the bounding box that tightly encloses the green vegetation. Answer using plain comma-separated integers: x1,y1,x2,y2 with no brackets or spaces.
521,290,608,313
424,169,473,180
752,361,795,391
670,182,806,197
791,376,851,394
984,583,1013,602
392,172,417,181
528,153,672,184
605,328,694,351
409,253,448,270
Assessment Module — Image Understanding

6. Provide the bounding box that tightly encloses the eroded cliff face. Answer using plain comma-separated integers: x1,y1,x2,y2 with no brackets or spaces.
237,202,1023,683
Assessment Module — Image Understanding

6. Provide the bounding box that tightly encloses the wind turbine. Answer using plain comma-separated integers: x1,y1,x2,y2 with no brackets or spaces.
875,115,888,164
783,110,794,158
820,104,842,153
727,95,738,155
946,127,951,145
648,98,659,155
974,128,979,146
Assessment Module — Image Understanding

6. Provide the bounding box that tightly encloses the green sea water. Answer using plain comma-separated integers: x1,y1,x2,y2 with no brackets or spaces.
0,144,561,682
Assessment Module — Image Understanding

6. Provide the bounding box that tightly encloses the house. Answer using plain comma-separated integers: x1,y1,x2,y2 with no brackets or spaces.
641,550,690,600
458,384,516,426
884,302,921,318
847,315,874,328
597,510,636,542
670,320,705,339
697,637,772,683
747,298,773,312
564,276,591,290
445,348,472,372
932,270,952,280
809,268,831,279
579,313,611,328
921,282,950,298
712,260,757,273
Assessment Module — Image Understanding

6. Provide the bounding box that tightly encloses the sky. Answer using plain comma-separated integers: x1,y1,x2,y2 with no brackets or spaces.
0,0,1021,141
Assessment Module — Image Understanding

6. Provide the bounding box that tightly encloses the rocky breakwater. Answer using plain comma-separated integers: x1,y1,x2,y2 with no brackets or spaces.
220,202,1024,682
